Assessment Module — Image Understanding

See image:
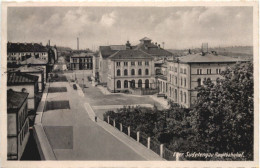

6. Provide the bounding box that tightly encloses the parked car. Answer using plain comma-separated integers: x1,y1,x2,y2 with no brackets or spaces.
73,84,77,90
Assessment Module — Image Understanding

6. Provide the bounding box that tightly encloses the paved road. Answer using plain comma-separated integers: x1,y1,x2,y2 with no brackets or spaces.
42,81,145,160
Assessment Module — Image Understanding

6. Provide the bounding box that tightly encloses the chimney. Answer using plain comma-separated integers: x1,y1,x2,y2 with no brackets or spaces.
201,43,208,56
77,37,79,50
158,44,160,49
48,40,50,46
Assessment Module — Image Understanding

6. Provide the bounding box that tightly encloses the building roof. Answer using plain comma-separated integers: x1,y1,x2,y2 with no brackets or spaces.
135,42,173,57
7,42,48,53
157,75,167,81
7,72,39,86
99,46,126,59
20,57,47,65
7,89,29,112
177,52,243,63
109,50,153,60
71,52,94,58
17,65,44,72
140,37,152,41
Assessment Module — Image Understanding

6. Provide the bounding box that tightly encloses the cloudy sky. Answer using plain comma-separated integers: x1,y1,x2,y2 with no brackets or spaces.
8,6,253,50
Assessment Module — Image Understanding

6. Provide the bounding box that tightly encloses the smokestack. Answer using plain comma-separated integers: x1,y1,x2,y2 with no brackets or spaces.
48,40,50,46
77,37,79,50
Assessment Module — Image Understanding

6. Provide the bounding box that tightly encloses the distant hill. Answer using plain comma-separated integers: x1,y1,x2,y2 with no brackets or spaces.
167,46,253,60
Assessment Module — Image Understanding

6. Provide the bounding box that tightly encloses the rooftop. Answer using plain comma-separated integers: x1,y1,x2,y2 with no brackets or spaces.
8,72,39,85
109,50,153,60
71,52,94,58
140,37,152,41
7,89,29,112
7,42,48,53
177,52,244,63
99,45,126,59
20,57,48,65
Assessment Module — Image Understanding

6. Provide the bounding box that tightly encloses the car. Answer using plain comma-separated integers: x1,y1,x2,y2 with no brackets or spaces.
73,84,77,90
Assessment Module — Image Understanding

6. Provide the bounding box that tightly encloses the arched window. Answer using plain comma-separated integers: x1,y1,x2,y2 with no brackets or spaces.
145,79,149,88
169,87,172,97
180,91,183,102
117,80,121,88
124,80,128,88
131,69,135,76
138,69,142,75
138,79,142,88
175,89,177,101
117,69,121,76
145,69,149,75
124,69,128,76
131,80,135,88
197,78,201,86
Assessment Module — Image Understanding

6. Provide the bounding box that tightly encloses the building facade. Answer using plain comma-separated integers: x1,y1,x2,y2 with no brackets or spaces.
166,52,243,108
70,52,93,70
107,50,156,93
7,42,48,64
7,89,30,160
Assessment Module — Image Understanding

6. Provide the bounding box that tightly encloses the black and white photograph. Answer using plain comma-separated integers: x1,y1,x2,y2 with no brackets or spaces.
0,1,259,168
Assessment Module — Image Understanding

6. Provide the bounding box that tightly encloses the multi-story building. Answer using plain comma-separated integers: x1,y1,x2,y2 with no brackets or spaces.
69,52,93,70
7,72,39,111
166,51,243,108
7,89,30,160
7,42,48,64
107,50,156,94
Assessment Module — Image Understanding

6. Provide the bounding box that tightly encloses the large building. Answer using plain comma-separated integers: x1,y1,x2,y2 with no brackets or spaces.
7,89,30,160
7,72,39,111
107,50,156,94
69,52,93,70
7,42,49,64
166,51,243,108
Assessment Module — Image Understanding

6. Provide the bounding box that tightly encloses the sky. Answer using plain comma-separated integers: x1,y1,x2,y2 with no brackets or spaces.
7,6,253,50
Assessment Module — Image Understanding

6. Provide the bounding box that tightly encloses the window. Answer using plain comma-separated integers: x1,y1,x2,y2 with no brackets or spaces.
169,74,172,82
207,69,211,74
216,69,221,74
131,61,135,66
175,76,177,85
138,61,142,66
184,92,187,103
116,62,121,66
145,61,149,66
117,80,121,88
138,79,142,88
124,62,128,66
145,79,149,88
131,80,135,88
197,69,202,74
197,78,201,86
175,67,177,72
180,91,183,102
145,69,149,75
180,68,183,73
124,80,128,88
138,69,142,75
184,69,187,74
181,77,183,86
124,69,128,76
175,89,177,101
131,69,135,75
117,69,121,76
184,78,186,87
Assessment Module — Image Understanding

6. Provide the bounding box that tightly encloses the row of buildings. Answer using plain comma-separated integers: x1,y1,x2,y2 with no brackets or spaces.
91,37,247,108
6,42,58,160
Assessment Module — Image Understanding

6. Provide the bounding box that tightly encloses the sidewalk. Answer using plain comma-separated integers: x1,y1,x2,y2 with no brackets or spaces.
84,103,164,161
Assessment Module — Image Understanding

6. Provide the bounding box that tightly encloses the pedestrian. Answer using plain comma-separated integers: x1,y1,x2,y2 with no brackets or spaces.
95,116,97,122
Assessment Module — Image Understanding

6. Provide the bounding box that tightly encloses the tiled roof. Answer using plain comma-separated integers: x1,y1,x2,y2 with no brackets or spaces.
178,53,243,63
20,57,47,65
7,42,48,52
99,46,123,59
7,72,39,85
7,89,29,111
109,50,152,60
135,42,173,57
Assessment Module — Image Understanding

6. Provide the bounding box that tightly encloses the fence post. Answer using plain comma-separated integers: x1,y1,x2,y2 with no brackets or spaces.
128,126,130,136
160,144,164,157
137,131,140,142
147,137,150,149
107,116,110,124
176,152,180,161
113,119,116,127
120,123,122,132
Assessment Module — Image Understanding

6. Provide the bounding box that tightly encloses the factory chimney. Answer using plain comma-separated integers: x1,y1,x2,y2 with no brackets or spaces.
77,37,79,50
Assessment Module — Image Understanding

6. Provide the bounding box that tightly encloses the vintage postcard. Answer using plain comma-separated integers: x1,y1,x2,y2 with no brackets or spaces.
0,1,259,168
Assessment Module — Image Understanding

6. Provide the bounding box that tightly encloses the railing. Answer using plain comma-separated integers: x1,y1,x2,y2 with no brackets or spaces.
104,116,183,161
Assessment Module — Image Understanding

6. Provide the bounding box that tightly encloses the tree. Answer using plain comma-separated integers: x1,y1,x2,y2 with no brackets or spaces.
190,62,253,160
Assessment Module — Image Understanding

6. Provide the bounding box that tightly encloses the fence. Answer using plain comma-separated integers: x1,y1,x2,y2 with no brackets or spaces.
104,116,183,161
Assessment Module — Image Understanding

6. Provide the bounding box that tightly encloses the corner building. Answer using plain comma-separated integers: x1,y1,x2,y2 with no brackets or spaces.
167,52,244,108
